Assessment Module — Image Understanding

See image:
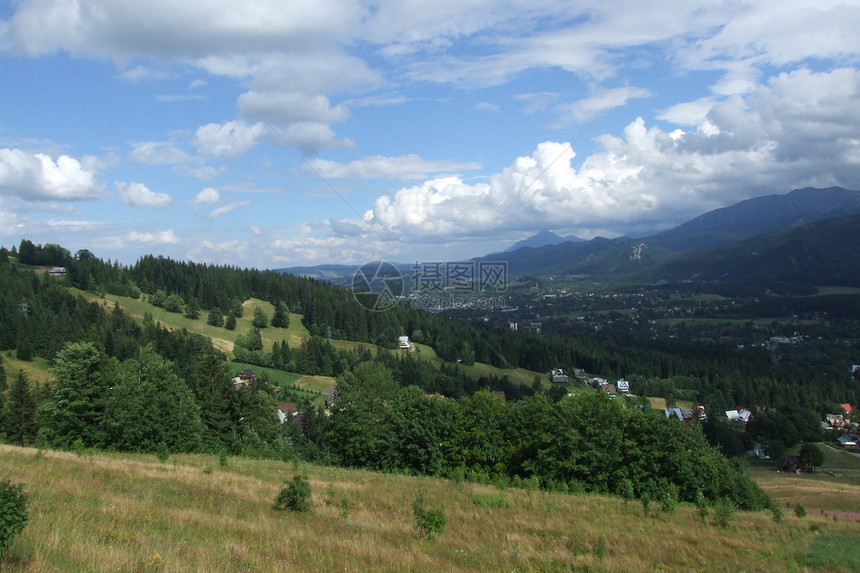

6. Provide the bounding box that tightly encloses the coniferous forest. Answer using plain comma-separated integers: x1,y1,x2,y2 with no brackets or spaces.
2,239,858,512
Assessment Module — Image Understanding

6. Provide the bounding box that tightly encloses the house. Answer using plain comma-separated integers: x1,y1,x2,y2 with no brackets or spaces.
616,378,630,393
826,414,846,430
838,434,857,447
399,335,412,351
726,408,752,424
233,369,255,387
276,402,298,424
48,266,66,276
573,369,586,379
841,403,854,418
601,382,617,398
550,368,568,383
664,407,695,424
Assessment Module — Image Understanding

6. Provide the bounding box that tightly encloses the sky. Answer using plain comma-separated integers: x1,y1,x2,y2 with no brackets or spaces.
1,1,859,270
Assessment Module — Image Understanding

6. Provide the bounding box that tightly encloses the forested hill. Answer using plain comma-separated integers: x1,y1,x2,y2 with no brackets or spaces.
0,239,856,510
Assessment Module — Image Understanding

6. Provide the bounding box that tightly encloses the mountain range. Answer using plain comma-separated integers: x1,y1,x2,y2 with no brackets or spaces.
279,186,860,287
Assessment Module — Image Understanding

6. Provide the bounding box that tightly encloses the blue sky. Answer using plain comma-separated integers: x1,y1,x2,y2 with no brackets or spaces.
1,1,859,269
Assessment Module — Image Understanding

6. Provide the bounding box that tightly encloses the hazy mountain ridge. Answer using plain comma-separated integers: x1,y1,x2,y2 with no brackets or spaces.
645,186,860,252
277,186,860,286
503,230,585,253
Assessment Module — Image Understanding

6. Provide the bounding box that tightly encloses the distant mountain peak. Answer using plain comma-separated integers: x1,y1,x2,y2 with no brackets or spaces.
504,230,584,253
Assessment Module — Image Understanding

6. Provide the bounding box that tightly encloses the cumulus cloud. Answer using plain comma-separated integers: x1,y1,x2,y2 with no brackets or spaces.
193,120,267,158
0,148,102,201
126,230,180,245
308,154,481,181
116,181,173,208
366,67,860,241
190,187,220,209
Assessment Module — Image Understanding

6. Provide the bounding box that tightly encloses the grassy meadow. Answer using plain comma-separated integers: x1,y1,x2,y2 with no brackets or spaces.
2,444,859,572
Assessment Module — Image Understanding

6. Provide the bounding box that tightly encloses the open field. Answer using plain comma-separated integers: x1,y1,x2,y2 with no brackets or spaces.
1,352,52,385
2,444,859,572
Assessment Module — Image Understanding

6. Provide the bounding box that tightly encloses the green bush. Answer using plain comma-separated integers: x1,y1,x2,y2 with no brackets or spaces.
712,498,735,529
794,504,806,519
156,441,170,463
412,492,446,538
275,475,312,513
695,489,709,521
0,478,28,555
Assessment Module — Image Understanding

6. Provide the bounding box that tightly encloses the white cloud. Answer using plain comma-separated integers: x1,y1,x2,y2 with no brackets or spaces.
193,121,267,158
190,187,220,209
554,86,652,125
129,141,191,165
116,181,173,208
308,154,480,181
207,200,251,219
126,230,180,245
187,165,224,180
366,67,860,241
475,101,500,113
267,122,355,156
238,91,349,125
0,148,102,201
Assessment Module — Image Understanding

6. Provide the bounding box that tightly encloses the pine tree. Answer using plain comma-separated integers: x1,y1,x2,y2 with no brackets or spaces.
0,370,37,445
271,301,290,329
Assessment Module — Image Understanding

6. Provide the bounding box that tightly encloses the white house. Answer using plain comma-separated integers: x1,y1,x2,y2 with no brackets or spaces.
398,336,411,351
616,378,630,393
726,408,753,423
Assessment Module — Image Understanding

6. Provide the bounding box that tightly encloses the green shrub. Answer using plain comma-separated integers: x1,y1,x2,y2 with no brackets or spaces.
695,489,709,521
660,485,678,515
712,498,735,529
275,475,312,513
0,478,28,555
340,497,350,519
450,466,465,485
412,492,446,538
794,504,806,519
619,479,634,504
156,442,169,463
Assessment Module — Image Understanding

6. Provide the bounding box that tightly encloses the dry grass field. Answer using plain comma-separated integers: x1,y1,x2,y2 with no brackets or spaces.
2,444,858,572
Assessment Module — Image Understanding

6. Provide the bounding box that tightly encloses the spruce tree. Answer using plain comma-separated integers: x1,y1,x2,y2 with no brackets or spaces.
0,370,37,445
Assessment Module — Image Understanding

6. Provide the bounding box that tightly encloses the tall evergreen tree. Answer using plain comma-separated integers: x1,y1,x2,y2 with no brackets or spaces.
0,370,37,445
193,348,237,451
271,301,290,329
37,342,114,448
252,306,268,329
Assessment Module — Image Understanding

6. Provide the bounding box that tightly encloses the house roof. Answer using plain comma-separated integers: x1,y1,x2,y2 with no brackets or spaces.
842,403,854,416
277,402,297,416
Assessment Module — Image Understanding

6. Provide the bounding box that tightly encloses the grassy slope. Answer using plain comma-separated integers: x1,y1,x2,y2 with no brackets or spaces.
1,353,52,385
3,444,858,572
73,290,548,390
